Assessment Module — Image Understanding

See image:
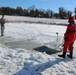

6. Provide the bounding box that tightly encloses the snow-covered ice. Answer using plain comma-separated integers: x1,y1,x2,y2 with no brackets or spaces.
0,16,76,75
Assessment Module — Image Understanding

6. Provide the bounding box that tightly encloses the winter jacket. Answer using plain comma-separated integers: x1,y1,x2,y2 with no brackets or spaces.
0,18,5,26
64,22,76,41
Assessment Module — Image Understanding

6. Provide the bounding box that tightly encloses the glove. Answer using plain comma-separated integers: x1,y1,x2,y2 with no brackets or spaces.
64,36,67,41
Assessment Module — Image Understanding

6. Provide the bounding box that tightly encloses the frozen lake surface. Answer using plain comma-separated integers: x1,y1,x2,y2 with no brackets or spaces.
0,36,41,50
0,35,76,57
0,20,76,75
0,23,76,56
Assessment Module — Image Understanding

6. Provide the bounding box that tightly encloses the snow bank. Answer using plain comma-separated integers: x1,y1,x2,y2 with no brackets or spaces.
0,15,68,25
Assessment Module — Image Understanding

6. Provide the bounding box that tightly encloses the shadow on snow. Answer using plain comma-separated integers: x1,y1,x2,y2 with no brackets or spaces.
13,56,71,75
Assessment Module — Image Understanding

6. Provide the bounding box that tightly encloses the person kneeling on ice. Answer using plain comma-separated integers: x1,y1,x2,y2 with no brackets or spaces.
58,16,76,59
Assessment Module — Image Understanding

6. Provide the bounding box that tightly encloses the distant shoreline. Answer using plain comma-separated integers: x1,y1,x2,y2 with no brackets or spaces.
0,15,68,26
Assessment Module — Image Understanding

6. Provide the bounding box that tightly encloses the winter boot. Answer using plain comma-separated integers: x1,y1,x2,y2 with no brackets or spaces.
58,52,66,58
67,52,73,59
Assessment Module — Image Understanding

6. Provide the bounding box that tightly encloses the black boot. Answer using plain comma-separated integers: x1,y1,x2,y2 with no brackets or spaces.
58,52,66,58
67,52,73,59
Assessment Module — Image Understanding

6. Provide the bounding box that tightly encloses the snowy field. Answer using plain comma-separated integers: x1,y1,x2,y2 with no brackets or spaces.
0,15,68,25
0,16,76,75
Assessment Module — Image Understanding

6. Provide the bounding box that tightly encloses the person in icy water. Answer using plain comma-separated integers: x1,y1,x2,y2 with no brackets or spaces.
0,14,6,36
58,16,76,59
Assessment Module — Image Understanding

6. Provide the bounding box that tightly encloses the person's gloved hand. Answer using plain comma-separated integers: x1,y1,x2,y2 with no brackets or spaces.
64,36,67,41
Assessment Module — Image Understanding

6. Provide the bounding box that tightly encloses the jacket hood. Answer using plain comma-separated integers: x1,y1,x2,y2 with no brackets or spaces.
68,16,75,23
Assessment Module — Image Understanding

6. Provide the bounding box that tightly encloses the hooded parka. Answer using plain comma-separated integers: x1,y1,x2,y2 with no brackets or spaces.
63,16,76,52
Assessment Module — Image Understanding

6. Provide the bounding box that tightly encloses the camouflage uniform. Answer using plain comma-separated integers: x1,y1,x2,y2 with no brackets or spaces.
0,16,5,36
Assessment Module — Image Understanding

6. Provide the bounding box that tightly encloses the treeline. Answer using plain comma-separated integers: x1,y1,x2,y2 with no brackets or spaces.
0,6,76,19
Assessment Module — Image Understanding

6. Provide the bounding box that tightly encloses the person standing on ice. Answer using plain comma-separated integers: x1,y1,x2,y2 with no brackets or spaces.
58,16,76,59
0,14,6,36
